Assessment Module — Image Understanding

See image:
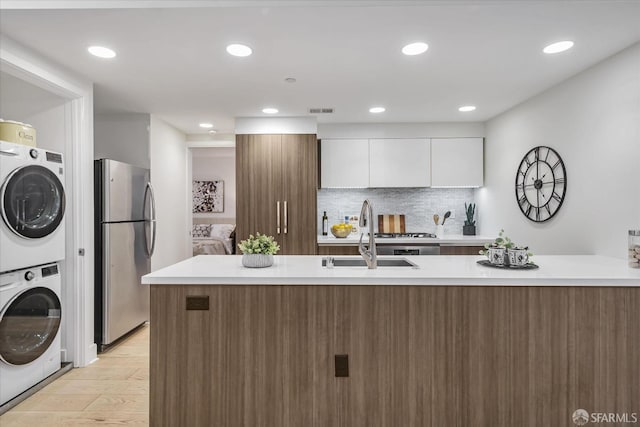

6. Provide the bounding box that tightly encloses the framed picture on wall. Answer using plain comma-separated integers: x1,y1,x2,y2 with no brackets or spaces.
193,180,224,213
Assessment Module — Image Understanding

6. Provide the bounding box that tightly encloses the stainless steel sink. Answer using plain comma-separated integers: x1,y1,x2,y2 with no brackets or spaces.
322,257,418,268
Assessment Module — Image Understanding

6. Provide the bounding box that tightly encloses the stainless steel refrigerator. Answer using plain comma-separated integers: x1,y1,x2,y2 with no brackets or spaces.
94,159,156,351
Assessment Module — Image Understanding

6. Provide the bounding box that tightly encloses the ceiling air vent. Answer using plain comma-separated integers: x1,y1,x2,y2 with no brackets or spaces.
309,108,334,114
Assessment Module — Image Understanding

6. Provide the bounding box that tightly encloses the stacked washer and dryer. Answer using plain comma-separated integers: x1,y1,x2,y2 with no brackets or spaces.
0,133,66,406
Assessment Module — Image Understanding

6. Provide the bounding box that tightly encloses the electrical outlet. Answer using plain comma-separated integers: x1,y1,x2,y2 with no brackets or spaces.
450,209,455,219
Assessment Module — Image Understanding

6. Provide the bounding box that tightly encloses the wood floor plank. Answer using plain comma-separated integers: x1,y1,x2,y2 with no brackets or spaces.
84,394,149,412
62,367,140,381
10,394,100,412
0,411,149,426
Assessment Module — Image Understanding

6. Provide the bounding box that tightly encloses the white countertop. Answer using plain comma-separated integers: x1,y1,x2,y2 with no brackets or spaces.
142,255,640,286
317,234,495,246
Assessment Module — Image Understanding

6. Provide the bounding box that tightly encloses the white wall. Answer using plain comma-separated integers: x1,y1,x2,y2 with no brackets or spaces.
150,115,190,270
235,116,317,134
478,43,640,258
94,113,150,168
22,103,67,153
191,147,236,220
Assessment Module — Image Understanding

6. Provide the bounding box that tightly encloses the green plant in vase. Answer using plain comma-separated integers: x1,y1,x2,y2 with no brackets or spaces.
463,202,476,235
238,233,280,268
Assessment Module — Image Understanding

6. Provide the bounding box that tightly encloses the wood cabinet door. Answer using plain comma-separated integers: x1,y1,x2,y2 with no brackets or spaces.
281,134,317,254
235,134,284,248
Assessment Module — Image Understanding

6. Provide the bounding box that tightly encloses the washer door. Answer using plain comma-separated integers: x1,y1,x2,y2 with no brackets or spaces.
0,287,61,365
1,165,65,239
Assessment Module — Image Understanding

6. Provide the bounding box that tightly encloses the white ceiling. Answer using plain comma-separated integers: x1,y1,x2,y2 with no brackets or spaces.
1,1,639,135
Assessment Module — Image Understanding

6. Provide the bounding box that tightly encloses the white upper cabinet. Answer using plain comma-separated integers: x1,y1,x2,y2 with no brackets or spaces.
369,138,431,187
430,138,484,187
320,139,369,188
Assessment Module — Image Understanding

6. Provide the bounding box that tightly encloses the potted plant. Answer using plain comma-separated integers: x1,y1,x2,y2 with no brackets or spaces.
479,229,533,266
463,202,476,236
238,233,280,268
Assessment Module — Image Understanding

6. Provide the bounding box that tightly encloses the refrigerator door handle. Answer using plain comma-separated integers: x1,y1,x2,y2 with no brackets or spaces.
144,182,157,257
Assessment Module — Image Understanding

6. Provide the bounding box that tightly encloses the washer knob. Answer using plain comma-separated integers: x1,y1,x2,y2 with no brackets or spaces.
29,149,39,159
24,270,35,281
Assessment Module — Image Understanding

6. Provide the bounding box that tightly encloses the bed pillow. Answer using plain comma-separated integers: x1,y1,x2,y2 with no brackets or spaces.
210,224,236,240
192,224,212,238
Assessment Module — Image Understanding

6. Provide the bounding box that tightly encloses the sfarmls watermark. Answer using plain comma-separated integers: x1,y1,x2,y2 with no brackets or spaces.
573,409,638,425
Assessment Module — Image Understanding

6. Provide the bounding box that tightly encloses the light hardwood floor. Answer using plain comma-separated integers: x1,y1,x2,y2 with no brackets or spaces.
0,324,149,426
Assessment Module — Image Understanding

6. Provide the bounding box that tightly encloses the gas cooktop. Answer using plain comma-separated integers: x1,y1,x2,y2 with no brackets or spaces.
374,232,437,239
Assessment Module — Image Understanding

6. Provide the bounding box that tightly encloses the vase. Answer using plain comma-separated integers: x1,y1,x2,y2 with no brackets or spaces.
463,225,476,236
242,253,274,268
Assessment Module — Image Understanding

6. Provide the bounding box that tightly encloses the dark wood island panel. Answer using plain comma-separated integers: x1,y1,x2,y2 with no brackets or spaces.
150,285,640,427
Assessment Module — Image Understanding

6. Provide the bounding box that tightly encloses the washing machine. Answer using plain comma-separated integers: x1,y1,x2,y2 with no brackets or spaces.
0,262,62,406
0,140,65,273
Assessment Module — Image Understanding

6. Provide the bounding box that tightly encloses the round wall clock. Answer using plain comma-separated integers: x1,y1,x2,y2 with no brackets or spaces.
515,146,567,222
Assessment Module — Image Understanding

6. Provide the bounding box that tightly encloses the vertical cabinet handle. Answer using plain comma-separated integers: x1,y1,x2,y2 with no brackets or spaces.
284,201,288,234
276,201,281,234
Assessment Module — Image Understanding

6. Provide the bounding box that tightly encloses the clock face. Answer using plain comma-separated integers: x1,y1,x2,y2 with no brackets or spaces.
515,146,567,222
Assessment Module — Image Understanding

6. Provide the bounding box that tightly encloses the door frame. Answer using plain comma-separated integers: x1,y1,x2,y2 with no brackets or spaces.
185,138,235,256
1,35,96,367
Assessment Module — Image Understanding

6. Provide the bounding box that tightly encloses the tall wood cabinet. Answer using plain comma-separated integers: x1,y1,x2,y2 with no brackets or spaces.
236,134,317,254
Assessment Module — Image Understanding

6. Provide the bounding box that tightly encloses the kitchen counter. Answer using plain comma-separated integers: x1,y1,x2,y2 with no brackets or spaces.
142,254,640,286
317,233,494,246
148,254,640,426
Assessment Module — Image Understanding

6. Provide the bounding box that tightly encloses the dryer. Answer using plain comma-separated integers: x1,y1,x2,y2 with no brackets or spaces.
0,262,62,406
0,140,66,273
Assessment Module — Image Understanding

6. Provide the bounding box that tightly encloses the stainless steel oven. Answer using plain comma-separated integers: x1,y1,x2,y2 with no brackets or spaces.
376,244,440,256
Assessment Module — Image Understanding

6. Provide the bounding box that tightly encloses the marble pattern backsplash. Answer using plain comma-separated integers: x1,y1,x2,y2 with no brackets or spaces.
317,188,476,235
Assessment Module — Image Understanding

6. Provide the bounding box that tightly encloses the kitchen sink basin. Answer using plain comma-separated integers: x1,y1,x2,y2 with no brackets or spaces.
321,257,418,268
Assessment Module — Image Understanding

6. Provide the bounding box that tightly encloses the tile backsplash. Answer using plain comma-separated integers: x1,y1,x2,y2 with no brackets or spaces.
317,188,476,235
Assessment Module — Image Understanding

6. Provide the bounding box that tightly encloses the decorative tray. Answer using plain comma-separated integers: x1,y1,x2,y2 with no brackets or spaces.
477,260,539,270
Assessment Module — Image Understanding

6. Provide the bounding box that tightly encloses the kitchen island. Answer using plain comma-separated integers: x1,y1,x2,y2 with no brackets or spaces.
143,255,640,427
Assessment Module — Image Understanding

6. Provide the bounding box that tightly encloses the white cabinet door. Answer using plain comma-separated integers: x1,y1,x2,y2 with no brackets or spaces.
320,139,369,188
431,138,484,187
369,138,431,187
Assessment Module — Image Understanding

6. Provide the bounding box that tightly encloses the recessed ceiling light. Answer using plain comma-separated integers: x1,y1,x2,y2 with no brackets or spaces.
208,130,217,134
458,105,476,112
262,108,278,114
199,123,214,129
226,44,252,57
402,42,429,56
87,46,116,59
369,107,386,113
543,41,574,54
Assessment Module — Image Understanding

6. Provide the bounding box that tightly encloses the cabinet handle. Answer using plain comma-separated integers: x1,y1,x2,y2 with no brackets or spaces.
284,201,288,234
276,201,281,234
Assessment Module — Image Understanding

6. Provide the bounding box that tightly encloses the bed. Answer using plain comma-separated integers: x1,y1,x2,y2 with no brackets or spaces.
192,222,236,256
